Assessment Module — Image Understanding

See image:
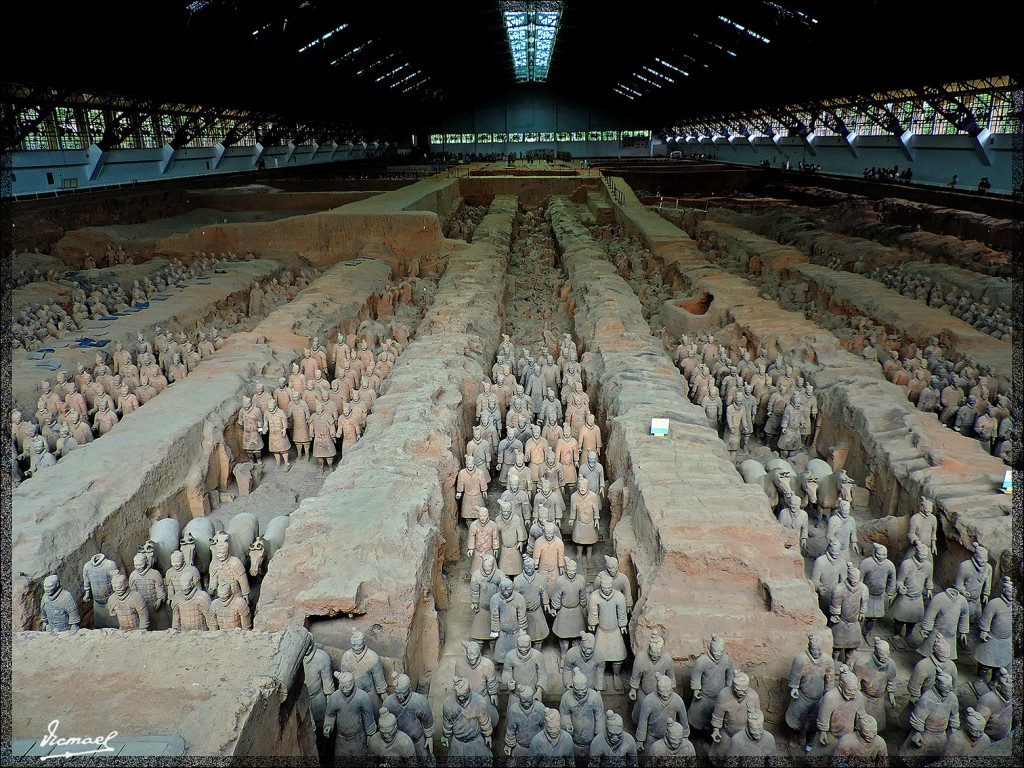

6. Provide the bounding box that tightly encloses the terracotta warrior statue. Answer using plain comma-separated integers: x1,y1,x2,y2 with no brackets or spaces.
502,632,548,700
830,566,869,663
455,640,499,727
440,676,493,760
490,578,529,662
785,633,832,750
106,573,150,631
82,552,120,629
568,477,600,563
523,704,573,765
635,673,689,752
942,706,990,758
40,574,80,632
587,572,629,692
975,576,1013,685
688,635,732,732
382,674,435,759
853,637,898,731
209,578,251,630
238,395,266,464
468,508,501,574
891,540,934,649
900,671,959,766
815,667,865,755
859,543,896,638
368,706,416,760
628,632,676,721
324,671,377,759
597,556,633,615
558,668,606,759
589,710,638,766
170,575,213,631
723,705,777,762
456,455,488,520
833,711,888,766
562,631,604,691
340,630,388,711
470,555,505,651
512,556,550,649
549,557,587,665
265,400,291,469
310,401,337,475
208,532,251,604
129,552,167,629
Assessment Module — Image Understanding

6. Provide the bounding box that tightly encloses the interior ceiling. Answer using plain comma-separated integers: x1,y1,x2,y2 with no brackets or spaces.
3,0,1019,133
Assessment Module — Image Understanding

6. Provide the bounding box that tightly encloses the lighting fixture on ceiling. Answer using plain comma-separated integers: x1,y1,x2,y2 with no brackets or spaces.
499,1,564,82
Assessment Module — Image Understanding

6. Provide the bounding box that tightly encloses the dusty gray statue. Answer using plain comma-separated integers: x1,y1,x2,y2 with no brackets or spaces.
340,630,388,711
40,574,80,632
303,632,335,734
106,573,150,631
324,670,377,759
381,673,435,759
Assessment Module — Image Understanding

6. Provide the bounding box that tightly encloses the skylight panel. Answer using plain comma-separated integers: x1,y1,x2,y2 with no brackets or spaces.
614,87,636,100
655,58,688,76
500,1,564,82
718,16,770,43
763,2,818,25
634,72,662,89
645,65,675,83
299,23,349,53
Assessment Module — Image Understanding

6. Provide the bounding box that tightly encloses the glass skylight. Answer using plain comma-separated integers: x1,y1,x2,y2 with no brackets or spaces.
500,1,564,82
298,22,349,53
718,15,771,43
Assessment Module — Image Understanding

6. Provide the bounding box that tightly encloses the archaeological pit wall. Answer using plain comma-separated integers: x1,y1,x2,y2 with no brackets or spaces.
601,177,1012,586
545,196,826,719
255,196,518,687
11,627,315,759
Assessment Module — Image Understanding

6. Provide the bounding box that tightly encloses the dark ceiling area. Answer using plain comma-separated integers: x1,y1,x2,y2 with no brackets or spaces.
3,0,1020,132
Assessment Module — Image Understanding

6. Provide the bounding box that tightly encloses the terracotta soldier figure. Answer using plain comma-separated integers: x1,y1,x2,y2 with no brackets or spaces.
441,676,493,760
891,540,934,648
587,572,629,691
578,450,606,499
785,633,833,750
129,552,167,629
853,637,898,731
170,577,213,631
859,543,896,637
816,668,865,755
568,477,600,563
826,500,859,563
917,585,969,661
549,558,588,665
688,635,733,732
496,499,527,576
943,706,991,758
208,533,251,604
648,720,696,761
723,705,776,763
908,633,957,703
533,522,565,595
490,578,529,662
324,671,377,760
900,671,958,766
502,633,547,700
238,395,266,464
597,556,633,615
501,684,544,765
265,400,291,469
336,401,362,458
368,707,416,761
812,538,849,610
106,573,149,631
976,667,1012,742
830,566,869,663
209,579,251,630
636,674,689,752
907,496,938,556
469,508,501,574
975,576,1013,684
533,476,565,531
559,669,606,759
953,541,992,626
382,674,435,759
710,671,760,752
629,632,676,721
562,632,605,691
40,574,80,632
456,455,489,520
289,391,311,460
589,710,638,767
82,552,120,629
833,711,888,767
341,630,388,711
512,556,550,648
470,555,505,649
526,706,574,766
310,401,337,475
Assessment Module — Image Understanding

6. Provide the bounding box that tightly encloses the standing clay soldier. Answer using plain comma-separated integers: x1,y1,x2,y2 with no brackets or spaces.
562,632,605,691
597,556,633,615
129,552,167,629
382,674,435,760
975,577,1013,684
900,671,958,766
503,684,546,761
785,633,833,750
469,508,501,574
636,674,689,752
559,670,606,759
456,455,489,520
648,720,696,761
549,557,587,664
907,496,938,556
264,400,291,469
106,573,150,631
724,394,744,463
826,500,859,563
589,710,638,767
816,668,865,755
578,451,606,499
688,635,733,732
953,541,992,626
92,400,119,436
170,577,213,631
165,550,201,606
532,522,565,594
778,497,809,553
723,705,776,763
502,633,548,700
976,667,1013,742
830,566,869,663
853,638,898,732
238,396,266,464
209,579,251,630
470,555,505,648
341,631,388,711
40,574,80,632
917,585,969,661
456,640,499,725
310,402,337,475
811,538,849,610
288,392,311,460
512,557,550,648
324,671,377,760
568,478,600,564
587,573,629,691
490,579,529,662
496,499,527,576
943,707,991,758
527,707,574,767
833,712,887,767
82,552,120,629
336,402,362,458
908,632,957,703
441,676,493,760
891,540,933,648
629,632,676,722
533,477,565,531
369,707,416,761
710,671,760,751
859,544,896,637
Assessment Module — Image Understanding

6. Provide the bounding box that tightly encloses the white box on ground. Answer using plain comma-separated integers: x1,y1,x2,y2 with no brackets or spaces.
650,418,670,437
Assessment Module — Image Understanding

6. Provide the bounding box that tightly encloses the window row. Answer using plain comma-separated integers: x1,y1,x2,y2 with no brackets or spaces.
429,130,650,145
